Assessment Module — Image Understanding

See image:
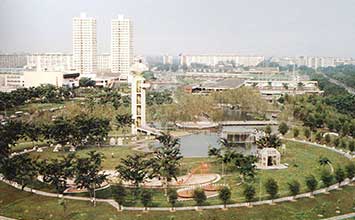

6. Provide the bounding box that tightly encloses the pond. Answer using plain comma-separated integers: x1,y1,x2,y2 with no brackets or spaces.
154,131,258,157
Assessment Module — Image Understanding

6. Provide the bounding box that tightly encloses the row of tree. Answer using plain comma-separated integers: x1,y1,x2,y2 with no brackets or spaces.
0,85,73,111
286,94,355,138
0,115,111,162
1,151,106,206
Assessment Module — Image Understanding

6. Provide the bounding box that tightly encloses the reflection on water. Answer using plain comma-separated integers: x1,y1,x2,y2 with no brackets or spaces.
222,108,255,121
180,132,220,157
157,131,257,157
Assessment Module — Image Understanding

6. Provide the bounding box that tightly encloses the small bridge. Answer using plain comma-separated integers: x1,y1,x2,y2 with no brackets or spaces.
220,120,278,126
137,125,162,136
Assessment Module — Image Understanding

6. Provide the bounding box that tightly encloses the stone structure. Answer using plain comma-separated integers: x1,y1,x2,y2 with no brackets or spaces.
257,148,281,168
131,61,150,135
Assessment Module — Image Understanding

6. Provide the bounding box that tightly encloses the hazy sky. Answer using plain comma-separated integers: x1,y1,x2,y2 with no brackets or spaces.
1,0,355,57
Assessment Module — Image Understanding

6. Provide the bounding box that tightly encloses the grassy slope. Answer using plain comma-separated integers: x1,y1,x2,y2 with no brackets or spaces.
1,181,355,220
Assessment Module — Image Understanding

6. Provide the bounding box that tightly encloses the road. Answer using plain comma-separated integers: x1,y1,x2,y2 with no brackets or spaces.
319,72,355,95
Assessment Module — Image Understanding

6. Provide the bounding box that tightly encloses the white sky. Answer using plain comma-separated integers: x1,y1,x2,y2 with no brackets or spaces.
1,0,355,57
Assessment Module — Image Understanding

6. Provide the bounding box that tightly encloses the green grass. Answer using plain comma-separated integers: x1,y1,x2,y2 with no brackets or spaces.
1,181,355,220
26,140,350,207
30,145,135,170
11,140,48,152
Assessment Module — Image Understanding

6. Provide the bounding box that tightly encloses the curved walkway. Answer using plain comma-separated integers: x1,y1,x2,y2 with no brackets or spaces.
1,138,354,212
323,212,355,220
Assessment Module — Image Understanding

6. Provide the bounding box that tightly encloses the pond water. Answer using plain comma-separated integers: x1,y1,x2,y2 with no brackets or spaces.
154,131,258,157
222,108,255,121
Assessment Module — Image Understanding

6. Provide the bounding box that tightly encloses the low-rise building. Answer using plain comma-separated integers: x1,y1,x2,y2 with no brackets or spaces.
180,54,265,67
244,80,323,101
23,71,79,88
185,78,245,94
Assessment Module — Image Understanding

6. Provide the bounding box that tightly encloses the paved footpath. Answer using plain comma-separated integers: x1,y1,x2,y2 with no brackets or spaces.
0,216,17,220
323,212,355,220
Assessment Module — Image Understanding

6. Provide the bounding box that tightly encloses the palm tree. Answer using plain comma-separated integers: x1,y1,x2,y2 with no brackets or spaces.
208,147,221,158
256,134,282,149
153,133,183,196
319,157,334,173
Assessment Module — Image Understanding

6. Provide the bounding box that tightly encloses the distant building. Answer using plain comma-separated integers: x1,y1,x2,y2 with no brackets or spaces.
247,67,280,74
185,78,245,94
0,73,24,92
244,80,323,102
111,15,133,81
72,13,97,74
0,54,27,68
271,56,355,68
26,53,74,71
180,54,264,67
97,54,111,73
23,71,79,88
163,54,173,65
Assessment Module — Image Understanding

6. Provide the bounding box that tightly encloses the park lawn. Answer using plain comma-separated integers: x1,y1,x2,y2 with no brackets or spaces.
220,140,351,202
1,181,355,220
11,140,48,152
30,145,136,170
26,139,350,207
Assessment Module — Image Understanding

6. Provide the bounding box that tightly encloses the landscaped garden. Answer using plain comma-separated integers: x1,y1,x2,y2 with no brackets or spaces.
1,76,355,219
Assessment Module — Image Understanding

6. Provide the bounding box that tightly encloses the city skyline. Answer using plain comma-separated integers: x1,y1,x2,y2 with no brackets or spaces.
1,0,355,57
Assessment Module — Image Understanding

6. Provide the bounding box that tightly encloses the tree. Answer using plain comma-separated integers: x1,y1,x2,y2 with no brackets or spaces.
315,132,323,143
319,157,333,172
1,154,37,191
140,189,152,211
218,186,231,209
341,123,350,136
264,178,278,201
324,134,331,144
293,128,299,138
320,169,334,189
168,189,178,210
265,125,272,135
208,147,221,158
74,151,108,206
243,184,256,202
115,113,133,138
348,140,355,152
112,184,126,211
334,167,345,187
79,77,96,87
116,154,150,195
305,175,318,196
39,153,76,196
256,134,282,149
193,188,207,207
47,117,75,147
152,133,183,195
303,127,311,140
278,122,289,135
234,154,257,183
345,163,355,181
333,137,340,147
0,120,25,161
287,180,300,199
340,138,348,149
24,122,42,148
